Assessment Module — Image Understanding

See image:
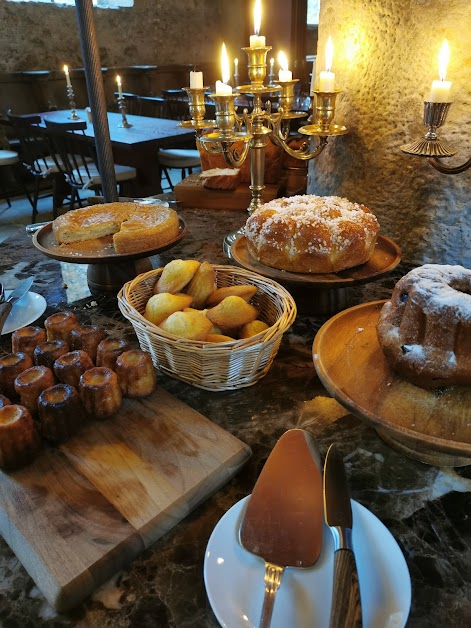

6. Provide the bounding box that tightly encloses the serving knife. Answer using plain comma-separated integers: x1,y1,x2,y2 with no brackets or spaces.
239,429,324,628
0,277,34,334
323,444,362,628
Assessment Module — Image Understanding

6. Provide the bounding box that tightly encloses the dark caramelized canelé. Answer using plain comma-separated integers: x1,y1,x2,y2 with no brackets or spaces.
115,349,157,398
44,311,79,344
14,365,55,416
53,350,94,388
0,352,33,399
71,325,105,363
0,405,41,470
79,367,122,419
38,383,85,443
96,338,130,370
12,326,47,359
33,340,70,370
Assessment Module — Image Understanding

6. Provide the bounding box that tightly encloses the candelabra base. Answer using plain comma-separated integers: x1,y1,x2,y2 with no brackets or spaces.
118,120,132,129
400,138,457,158
299,123,348,137
68,111,81,121
223,227,245,259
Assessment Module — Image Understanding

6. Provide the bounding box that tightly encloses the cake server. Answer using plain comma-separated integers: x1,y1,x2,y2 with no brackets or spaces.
0,277,34,334
239,429,323,628
323,444,362,628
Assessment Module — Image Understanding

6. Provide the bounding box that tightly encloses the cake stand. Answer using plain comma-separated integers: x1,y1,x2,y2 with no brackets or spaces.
32,218,187,295
230,235,401,314
313,300,471,466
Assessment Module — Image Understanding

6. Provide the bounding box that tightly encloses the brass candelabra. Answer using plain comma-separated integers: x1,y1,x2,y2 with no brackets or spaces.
117,95,132,128
66,85,80,121
401,101,471,174
183,43,348,254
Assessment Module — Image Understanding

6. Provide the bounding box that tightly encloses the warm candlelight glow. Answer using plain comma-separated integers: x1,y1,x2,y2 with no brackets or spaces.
250,0,266,47
278,51,292,82
319,36,335,91
116,75,123,99
216,43,232,95
428,40,452,102
63,65,72,88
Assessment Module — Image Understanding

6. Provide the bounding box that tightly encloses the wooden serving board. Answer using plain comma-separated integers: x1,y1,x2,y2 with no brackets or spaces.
174,173,282,210
0,389,251,611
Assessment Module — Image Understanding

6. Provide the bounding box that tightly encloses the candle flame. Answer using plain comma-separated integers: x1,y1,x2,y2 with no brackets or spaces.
63,65,69,74
438,39,449,81
278,51,289,72
325,36,334,72
254,0,262,35
116,75,121,85
221,43,230,84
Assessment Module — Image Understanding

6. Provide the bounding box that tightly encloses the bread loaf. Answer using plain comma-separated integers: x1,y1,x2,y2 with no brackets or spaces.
200,168,241,190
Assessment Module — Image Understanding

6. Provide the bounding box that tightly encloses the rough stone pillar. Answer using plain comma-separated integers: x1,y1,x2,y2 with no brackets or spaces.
309,0,470,267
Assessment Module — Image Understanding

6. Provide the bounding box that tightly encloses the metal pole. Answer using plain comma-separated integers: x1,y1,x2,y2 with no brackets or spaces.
74,0,118,203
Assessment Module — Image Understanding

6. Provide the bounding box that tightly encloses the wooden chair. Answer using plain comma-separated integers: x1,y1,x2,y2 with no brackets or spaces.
0,149,21,207
112,92,140,115
44,118,137,210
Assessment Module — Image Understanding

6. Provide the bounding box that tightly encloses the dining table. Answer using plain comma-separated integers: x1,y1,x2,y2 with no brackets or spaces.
0,203,469,627
35,109,196,196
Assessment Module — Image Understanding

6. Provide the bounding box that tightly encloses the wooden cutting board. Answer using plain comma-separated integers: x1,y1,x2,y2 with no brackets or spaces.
174,173,283,210
0,389,251,612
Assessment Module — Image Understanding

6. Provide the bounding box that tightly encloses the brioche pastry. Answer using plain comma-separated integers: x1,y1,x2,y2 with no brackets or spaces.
239,320,270,339
206,296,259,330
154,259,201,294
14,365,55,415
53,350,94,388
79,367,122,419
245,195,380,273
38,384,85,443
115,349,157,398
52,202,180,255
205,285,258,307
184,261,216,308
145,293,193,326
33,340,70,369
44,311,79,344
160,310,213,340
12,326,47,359
0,405,40,470
0,352,34,399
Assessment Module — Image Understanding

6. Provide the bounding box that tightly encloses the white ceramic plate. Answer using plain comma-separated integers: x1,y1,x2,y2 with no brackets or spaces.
204,496,411,628
1,290,47,336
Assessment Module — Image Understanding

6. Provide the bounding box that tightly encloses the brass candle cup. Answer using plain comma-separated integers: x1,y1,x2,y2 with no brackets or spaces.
184,87,208,125
401,101,457,157
242,46,271,87
209,92,239,138
278,79,298,114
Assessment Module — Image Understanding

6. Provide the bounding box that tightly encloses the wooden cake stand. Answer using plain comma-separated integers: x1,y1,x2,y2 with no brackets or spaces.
230,235,401,314
33,218,187,295
313,300,471,466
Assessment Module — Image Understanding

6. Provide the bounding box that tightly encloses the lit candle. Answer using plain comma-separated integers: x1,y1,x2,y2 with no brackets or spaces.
428,40,452,102
234,58,238,76
190,71,204,89
63,65,72,88
116,75,123,99
250,0,266,48
319,36,335,91
270,57,274,72
278,51,292,82
215,43,232,95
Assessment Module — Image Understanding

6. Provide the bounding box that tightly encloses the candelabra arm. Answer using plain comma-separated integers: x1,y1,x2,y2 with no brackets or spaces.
270,129,329,161
428,155,471,174
221,140,251,168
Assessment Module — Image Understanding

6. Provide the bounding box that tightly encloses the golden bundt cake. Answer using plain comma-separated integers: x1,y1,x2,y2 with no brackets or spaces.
70,325,105,363
79,367,122,419
0,405,41,470
53,350,94,388
44,311,79,344
115,349,157,398
377,264,471,388
96,338,130,370
33,340,70,370
11,326,47,359
14,365,56,415
0,352,33,399
38,384,86,443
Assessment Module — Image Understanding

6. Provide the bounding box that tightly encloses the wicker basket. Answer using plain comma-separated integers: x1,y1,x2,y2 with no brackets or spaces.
117,265,297,391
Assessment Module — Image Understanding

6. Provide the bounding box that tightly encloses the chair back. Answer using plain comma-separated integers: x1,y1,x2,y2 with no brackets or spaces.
161,89,190,120
7,112,52,177
44,118,96,190
137,95,167,118
112,91,140,115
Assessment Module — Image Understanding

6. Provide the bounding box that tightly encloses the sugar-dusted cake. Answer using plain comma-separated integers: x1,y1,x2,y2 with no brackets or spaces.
52,202,180,255
377,264,471,388
245,195,380,273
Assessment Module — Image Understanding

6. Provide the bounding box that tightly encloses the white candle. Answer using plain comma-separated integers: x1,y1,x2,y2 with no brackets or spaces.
319,36,335,91
250,0,265,47
278,51,292,82
63,65,72,88
428,40,452,102
190,71,203,89
216,43,232,95
310,58,317,93
116,75,123,99
234,58,238,76
270,58,274,72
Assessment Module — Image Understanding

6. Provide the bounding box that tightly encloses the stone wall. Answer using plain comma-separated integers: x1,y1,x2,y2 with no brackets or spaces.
309,0,470,267
0,0,232,71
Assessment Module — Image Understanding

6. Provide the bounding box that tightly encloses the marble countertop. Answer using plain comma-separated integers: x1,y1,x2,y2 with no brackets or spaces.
0,207,470,627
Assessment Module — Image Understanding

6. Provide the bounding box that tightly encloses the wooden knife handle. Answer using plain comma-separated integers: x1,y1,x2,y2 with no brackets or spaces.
0,302,12,334
329,548,362,628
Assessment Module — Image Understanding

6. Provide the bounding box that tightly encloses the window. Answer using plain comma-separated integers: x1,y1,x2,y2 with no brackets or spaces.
8,0,133,7
307,0,320,25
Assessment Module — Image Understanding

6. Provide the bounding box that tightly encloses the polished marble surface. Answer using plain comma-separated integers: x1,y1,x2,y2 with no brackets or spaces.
0,207,470,627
